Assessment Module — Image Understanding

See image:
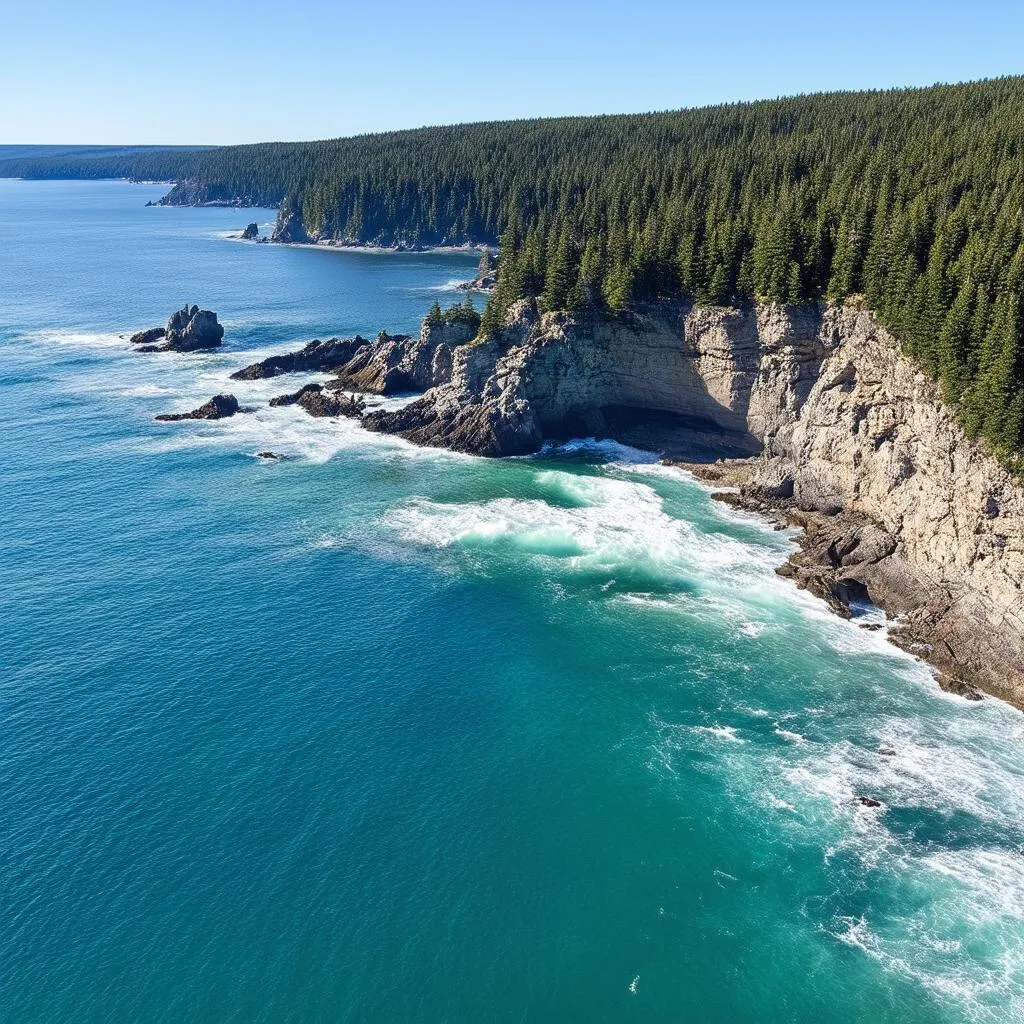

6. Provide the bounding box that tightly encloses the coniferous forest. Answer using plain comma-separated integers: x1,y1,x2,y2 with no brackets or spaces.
5,78,1023,461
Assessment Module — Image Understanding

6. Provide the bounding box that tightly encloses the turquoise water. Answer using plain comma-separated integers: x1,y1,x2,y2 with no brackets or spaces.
3,179,1024,1023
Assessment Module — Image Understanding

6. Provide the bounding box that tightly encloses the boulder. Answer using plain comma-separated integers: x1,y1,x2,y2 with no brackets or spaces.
241,222,259,240
155,394,240,421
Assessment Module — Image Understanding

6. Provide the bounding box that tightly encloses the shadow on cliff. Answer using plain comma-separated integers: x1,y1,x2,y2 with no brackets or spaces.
527,300,829,462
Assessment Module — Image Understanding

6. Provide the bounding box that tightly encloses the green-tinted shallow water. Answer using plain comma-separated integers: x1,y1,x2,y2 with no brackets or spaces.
3,180,1023,1022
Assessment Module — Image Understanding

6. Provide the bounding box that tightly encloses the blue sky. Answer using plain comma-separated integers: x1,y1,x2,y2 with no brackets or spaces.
2,0,1021,144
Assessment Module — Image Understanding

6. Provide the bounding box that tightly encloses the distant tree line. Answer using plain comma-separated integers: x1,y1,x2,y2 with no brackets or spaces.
0,146,210,181
6,78,1023,462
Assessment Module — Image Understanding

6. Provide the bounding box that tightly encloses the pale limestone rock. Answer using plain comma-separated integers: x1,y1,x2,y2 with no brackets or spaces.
366,298,1024,703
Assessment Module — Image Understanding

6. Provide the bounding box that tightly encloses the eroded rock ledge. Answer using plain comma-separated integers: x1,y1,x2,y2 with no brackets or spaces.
358,299,1024,706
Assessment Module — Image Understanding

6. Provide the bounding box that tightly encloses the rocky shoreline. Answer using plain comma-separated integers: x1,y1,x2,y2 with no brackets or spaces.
125,297,1024,708
158,186,495,265
667,458,988,700
354,298,1024,706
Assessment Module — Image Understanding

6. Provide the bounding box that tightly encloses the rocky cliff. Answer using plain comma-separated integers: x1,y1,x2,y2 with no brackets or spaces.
365,299,1024,704
329,320,474,395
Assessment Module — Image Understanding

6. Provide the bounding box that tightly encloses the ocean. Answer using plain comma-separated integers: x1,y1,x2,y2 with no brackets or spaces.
3,179,1023,1023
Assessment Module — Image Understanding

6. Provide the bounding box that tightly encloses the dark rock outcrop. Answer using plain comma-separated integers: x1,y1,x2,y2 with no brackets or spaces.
166,304,224,350
135,305,225,353
938,678,984,701
268,382,324,407
155,394,239,421
240,222,259,240
230,314,474,394
155,181,252,207
269,382,365,418
230,336,369,380
854,797,883,808
457,273,497,292
129,327,165,345
458,248,497,290
327,319,472,395
271,205,310,244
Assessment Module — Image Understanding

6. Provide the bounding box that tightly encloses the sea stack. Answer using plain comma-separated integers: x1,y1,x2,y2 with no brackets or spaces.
132,304,225,353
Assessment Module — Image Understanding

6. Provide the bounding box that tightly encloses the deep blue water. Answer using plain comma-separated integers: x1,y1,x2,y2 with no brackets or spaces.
3,179,1024,1023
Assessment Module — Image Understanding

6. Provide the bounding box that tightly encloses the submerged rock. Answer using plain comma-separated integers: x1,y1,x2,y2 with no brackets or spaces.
256,451,285,460
854,796,883,808
155,393,240,421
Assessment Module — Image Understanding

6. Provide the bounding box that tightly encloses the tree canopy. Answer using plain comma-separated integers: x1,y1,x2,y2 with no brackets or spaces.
6,78,1024,462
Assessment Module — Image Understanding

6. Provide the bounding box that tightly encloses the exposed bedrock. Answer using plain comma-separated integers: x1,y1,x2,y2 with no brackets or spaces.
365,298,1024,704
328,320,473,395
363,299,771,457
230,317,473,394
231,337,370,380
155,393,240,421
269,382,365,418
271,206,310,244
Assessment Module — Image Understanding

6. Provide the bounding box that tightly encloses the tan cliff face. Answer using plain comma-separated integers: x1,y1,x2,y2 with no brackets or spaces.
365,298,1024,703
742,304,1024,704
